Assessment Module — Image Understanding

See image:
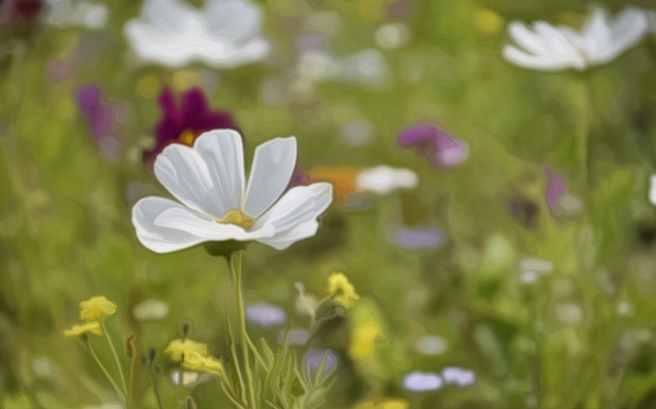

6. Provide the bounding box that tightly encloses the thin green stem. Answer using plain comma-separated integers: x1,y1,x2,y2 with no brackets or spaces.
86,338,126,407
230,251,258,409
100,320,129,396
148,372,165,409
127,355,135,409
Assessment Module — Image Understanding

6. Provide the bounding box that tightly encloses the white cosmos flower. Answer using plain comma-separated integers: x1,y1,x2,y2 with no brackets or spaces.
355,166,418,195
43,0,108,29
124,0,270,69
503,7,649,72
132,130,333,253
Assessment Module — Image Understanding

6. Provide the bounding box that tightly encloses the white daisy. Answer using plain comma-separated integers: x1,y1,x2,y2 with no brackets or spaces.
503,7,649,72
123,0,270,68
132,130,333,253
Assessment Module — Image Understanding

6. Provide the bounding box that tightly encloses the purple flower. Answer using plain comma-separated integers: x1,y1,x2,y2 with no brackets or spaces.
246,302,287,328
143,87,239,168
394,227,445,249
441,367,475,387
303,349,337,376
76,85,115,140
398,122,468,168
544,167,583,216
403,371,442,392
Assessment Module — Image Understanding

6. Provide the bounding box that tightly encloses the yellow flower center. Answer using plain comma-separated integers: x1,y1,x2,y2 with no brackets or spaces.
179,128,197,146
215,209,253,230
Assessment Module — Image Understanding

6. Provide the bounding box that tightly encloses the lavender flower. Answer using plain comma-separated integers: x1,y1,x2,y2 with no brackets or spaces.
403,371,442,392
399,122,468,168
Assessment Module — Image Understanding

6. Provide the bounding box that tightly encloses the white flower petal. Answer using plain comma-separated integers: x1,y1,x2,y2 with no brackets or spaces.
141,0,192,31
154,143,227,217
507,21,550,55
132,197,274,253
254,183,333,250
243,137,297,218
193,130,245,215
503,45,577,71
355,166,418,195
205,0,263,43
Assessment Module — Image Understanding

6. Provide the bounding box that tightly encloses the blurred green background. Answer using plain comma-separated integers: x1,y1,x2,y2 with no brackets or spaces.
3,0,656,408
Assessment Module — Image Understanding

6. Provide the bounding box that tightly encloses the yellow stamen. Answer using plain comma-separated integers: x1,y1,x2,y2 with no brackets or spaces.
215,209,253,230
179,129,197,146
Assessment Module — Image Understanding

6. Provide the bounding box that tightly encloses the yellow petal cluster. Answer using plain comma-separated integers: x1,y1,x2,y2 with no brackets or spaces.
164,338,223,376
63,321,103,338
328,272,360,306
164,338,209,362
181,350,223,376
80,296,117,321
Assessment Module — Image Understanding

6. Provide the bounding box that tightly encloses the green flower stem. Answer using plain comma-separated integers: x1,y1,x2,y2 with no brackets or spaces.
86,338,126,407
100,320,129,397
230,251,258,409
147,371,165,409
127,354,135,409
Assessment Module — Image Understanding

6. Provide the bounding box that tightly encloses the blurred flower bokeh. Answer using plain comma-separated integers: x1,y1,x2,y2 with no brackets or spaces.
3,0,656,408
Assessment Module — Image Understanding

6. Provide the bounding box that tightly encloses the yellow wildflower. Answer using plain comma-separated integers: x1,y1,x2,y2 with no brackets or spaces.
164,338,209,362
354,399,409,409
63,321,103,337
328,272,360,306
79,296,117,321
181,350,223,376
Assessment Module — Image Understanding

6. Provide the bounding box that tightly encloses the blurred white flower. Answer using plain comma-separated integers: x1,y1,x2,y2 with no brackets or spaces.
415,334,447,355
339,49,391,89
649,174,656,206
503,7,649,71
132,130,333,253
133,299,169,321
170,370,200,387
294,282,318,319
43,0,108,29
355,166,418,195
375,22,411,50
518,257,554,284
124,0,270,68
441,367,476,387
294,48,391,91
246,302,286,327
403,371,442,392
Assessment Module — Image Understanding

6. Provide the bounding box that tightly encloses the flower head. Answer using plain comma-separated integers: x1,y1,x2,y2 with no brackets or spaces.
79,296,117,321
245,302,287,327
441,367,476,387
124,0,270,68
42,0,108,29
164,338,208,362
328,272,360,306
180,350,223,376
403,371,442,392
144,87,239,168
132,130,333,253
399,122,468,168
503,7,649,72
63,321,103,337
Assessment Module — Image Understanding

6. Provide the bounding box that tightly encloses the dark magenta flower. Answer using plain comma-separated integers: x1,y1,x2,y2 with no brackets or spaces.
143,87,239,168
398,122,468,168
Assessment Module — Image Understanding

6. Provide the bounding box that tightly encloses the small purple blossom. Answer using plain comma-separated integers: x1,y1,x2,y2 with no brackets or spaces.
403,371,443,392
398,122,468,168
394,227,445,249
76,85,115,140
277,328,310,346
144,87,239,168
441,367,476,387
303,349,337,376
246,302,286,328
544,167,583,216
